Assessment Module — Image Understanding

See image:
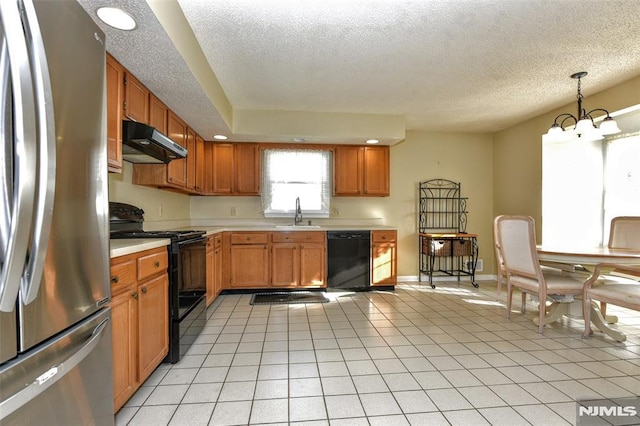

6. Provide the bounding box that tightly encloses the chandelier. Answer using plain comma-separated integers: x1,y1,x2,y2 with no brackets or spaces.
543,71,621,143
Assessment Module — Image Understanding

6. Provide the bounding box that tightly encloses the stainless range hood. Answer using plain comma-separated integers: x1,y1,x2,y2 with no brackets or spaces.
122,120,187,164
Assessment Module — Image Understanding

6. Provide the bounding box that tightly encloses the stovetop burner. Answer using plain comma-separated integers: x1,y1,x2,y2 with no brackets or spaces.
109,202,205,241
111,229,206,242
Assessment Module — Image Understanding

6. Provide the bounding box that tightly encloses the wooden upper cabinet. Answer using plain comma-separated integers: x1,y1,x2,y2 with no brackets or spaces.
204,141,215,194
211,143,234,194
195,135,205,194
123,72,148,123
185,127,197,192
333,146,363,195
334,145,389,196
166,111,187,187
210,143,260,195
234,143,260,195
363,146,390,196
106,54,124,173
148,93,168,134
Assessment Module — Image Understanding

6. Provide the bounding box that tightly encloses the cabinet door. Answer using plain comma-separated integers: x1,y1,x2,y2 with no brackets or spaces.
271,244,298,286
299,243,326,287
333,146,363,195
235,143,260,194
195,135,205,193
204,140,215,195
111,288,137,412
212,143,234,194
363,146,390,196
148,94,168,133
372,242,396,285
206,239,215,306
214,245,222,295
137,274,169,383
106,54,123,173
230,244,269,287
123,72,148,123
166,111,187,187
186,127,197,192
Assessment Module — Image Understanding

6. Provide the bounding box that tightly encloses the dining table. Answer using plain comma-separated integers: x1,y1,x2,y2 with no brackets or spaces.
536,245,640,341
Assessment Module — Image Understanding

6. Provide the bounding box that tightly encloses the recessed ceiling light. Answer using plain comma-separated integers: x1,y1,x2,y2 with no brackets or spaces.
96,7,136,31
365,139,379,144
213,134,228,140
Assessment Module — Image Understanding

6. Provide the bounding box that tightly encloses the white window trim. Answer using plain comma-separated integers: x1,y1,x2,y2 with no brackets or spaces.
261,149,332,218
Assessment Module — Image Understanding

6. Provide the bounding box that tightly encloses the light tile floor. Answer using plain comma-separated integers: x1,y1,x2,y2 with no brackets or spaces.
115,281,640,425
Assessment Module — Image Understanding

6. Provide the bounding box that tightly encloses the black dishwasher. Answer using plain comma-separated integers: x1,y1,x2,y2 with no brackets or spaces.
327,231,371,289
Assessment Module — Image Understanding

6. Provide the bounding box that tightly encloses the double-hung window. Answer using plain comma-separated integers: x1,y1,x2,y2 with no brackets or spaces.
261,149,332,218
542,106,640,246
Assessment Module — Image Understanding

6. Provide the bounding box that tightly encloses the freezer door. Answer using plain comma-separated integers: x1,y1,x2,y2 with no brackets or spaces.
17,0,109,352
0,308,114,425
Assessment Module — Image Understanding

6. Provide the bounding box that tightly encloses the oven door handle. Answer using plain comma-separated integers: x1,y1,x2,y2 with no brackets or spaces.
177,236,207,246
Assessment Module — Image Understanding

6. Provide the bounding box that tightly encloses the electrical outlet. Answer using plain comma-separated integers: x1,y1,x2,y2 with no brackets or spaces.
332,206,340,216
465,259,483,272
158,204,163,217
230,206,237,217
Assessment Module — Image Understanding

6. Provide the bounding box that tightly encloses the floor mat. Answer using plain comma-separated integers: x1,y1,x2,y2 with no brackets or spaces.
250,291,329,305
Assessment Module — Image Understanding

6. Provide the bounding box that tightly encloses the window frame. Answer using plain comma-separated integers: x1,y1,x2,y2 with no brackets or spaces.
261,148,332,219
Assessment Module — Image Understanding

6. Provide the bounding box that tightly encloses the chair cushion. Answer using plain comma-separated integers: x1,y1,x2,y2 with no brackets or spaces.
588,283,640,310
545,274,585,295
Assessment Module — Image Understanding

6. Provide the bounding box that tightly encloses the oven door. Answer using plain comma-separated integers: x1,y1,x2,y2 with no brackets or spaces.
177,236,207,319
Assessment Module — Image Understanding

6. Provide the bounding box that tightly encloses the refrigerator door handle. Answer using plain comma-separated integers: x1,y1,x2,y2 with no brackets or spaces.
19,0,56,305
0,317,109,420
0,0,38,313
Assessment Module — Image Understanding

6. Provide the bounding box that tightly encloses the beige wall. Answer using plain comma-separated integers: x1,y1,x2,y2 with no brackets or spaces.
108,162,191,229
492,75,640,240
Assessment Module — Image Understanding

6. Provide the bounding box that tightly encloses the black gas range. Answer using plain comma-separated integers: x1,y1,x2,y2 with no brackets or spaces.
109,202,207,363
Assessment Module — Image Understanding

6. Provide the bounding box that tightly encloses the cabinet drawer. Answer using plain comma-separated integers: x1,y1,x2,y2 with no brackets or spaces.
206,236,215,252
110,257,136,295
372,230,396,243
230,232,268,245
137,248,168,281
214,234,222,249
272,231,326,244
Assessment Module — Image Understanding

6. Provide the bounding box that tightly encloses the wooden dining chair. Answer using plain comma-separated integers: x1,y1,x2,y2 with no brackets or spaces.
583,264,640,340
494,215,585,333
599,216,640,316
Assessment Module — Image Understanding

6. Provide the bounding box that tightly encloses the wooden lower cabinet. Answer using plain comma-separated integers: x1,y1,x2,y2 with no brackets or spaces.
230,244,269,287
371,230,397,285
110,289,136,412
225,231,326,289
110,247,169,413
137,274,169,382
205,234,223,306
271,232,326,287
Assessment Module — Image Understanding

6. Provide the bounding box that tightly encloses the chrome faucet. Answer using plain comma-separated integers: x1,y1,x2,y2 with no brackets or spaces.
294,196,303,225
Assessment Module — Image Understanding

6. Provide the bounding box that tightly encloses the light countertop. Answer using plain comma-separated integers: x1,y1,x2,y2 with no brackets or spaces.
110,238,171,258
110,225,397,258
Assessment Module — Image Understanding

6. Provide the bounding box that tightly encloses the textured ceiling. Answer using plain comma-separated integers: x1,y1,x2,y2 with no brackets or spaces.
76,0,640,144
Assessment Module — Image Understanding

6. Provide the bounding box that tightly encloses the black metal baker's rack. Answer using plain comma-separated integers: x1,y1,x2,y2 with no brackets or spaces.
418,179,479,288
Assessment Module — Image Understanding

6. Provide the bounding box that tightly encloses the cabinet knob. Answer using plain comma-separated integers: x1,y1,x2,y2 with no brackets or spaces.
111,275,119,284
154,261,160,268
141,287,148,294
132,292,138,300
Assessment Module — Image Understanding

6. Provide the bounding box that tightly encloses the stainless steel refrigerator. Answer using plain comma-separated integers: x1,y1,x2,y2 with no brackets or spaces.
0,0,113,424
